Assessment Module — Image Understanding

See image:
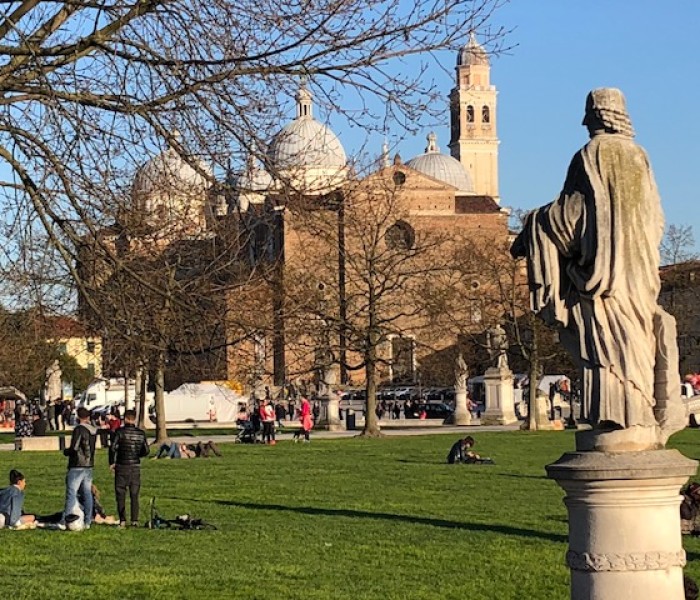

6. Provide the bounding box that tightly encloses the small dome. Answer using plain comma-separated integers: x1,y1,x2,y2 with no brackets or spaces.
132,138,211,199
457,32,489,67
236,159,274,195
406,132,474,193
233,157,274,211
131,134,212,231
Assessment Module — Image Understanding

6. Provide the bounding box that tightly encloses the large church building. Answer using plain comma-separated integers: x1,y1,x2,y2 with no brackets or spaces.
85,34,511,392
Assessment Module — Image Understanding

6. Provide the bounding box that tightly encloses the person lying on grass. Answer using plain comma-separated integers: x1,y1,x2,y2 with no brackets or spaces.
0,469,36,529
153,441,222,459
446,437,495,465
36,484,119,528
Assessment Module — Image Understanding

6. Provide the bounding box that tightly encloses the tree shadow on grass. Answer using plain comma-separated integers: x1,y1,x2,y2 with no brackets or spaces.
495,473,549,481
173,497,567,544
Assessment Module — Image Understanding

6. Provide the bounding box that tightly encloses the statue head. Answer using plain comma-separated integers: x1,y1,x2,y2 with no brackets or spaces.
582,88,634,138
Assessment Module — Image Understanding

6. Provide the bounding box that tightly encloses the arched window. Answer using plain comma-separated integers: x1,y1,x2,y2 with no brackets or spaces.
393,171,406,186
482,105,490,123
385,220,415,251
466,105,475,123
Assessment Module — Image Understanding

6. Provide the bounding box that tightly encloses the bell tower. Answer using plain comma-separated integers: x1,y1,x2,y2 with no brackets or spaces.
448,33,500,202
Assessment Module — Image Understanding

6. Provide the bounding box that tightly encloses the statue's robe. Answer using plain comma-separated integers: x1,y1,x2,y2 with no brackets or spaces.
515,133,683,432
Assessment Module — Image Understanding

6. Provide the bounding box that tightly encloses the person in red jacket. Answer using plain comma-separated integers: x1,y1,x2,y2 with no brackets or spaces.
293,396,312,443
259,399,276,445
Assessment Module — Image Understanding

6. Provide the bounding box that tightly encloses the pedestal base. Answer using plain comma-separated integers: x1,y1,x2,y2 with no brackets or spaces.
316,396,343,431
482,367,517,425
453,389,472,426
547,449,697,600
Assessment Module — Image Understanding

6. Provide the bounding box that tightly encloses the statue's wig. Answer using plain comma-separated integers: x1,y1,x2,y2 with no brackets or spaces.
586,88,635,137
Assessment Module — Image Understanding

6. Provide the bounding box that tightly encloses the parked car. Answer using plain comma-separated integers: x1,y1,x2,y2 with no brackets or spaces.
416,402,453,420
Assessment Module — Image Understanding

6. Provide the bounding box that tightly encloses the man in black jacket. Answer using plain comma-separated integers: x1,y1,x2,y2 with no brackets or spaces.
63,406,97,528
109,409,149,527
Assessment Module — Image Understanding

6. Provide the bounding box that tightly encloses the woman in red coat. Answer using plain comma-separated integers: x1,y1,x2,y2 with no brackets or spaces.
294,396,312,443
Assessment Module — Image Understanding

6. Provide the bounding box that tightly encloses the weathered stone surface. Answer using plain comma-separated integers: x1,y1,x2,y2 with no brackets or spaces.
453,353,471,426
511,88,686,447
481,366,517,425
15,436,63,451
547,449,697,600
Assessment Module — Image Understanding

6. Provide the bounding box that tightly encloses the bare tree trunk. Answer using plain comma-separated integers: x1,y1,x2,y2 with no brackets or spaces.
124,371,130,411
525,323,540,431
135,366,146,427
154,356,168,443
362,297,382,437
138,369,147,429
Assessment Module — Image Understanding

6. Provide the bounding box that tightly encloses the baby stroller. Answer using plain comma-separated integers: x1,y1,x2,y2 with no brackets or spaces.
235,419,258,444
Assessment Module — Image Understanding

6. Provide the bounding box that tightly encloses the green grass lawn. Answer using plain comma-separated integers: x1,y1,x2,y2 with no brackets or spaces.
1,429,700,599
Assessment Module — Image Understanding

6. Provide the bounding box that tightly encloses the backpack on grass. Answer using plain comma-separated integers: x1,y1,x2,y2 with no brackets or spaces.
147,497,217,531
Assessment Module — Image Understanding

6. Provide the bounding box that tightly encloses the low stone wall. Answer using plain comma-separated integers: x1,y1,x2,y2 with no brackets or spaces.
14,436,66,451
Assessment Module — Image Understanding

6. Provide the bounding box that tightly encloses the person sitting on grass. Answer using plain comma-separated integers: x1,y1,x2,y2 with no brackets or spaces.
447,436,495,465
0,469,36,529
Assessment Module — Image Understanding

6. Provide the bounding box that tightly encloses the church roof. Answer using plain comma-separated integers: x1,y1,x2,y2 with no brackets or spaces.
406,132,475,193
457,32,489,67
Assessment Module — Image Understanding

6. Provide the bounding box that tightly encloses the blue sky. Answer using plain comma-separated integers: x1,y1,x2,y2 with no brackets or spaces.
327,1,700,249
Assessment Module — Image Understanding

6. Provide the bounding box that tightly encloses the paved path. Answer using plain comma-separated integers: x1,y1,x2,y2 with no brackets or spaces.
1,423,522,451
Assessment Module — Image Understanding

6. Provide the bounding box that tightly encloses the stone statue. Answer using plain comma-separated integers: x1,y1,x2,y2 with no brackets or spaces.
454,353,468,392
511,88,686,446
486,324,509,370
45,359,62,402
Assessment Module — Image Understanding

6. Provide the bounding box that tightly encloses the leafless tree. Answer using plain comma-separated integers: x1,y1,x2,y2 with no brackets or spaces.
661,224,697,266
0,0,508,430
446,235,574,428
283,171,455,436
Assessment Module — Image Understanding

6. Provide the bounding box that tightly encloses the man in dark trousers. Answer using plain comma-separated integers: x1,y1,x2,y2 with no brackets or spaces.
109,409,149,528
63,406,97,528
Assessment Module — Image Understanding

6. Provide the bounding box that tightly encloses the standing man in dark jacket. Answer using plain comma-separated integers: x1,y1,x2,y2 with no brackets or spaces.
109,409,149,528
63,406,97,528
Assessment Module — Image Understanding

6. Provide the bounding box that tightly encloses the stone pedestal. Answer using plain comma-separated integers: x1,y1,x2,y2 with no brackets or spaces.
481,367,517,425
453,388,472,426
547,441,697,600
532,390,558,430
316,393,343,431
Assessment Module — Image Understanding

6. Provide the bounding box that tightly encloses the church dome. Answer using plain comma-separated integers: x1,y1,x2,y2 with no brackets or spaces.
267,84,347,194
132,137,211,200
131,133,212,231
406,132,475,193
233,157,274,211
457,32,489,67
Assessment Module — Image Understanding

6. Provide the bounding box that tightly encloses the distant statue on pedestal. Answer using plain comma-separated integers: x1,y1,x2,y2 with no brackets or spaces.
45,360,62,402
486,324,509,370
453,352,471,426
455,353,468,393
